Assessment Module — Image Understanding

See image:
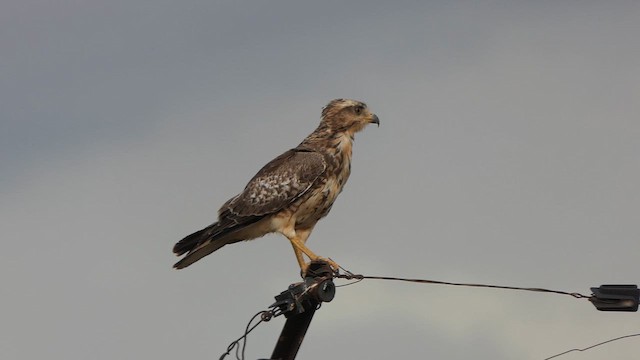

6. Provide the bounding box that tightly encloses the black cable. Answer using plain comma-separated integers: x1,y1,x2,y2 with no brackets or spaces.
333,269,640,359
543,332,640,359
219,310,274,360
336,272,591,299
334,277,364,288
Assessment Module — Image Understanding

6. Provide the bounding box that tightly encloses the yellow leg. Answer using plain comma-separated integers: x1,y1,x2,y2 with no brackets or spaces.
290,243,306,270
282,226,340,274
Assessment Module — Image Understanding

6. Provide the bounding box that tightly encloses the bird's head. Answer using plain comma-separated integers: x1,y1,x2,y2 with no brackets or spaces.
320,99,380,135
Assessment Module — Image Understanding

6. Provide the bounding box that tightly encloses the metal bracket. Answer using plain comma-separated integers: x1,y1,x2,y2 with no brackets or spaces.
589,285,639,312
264,261,336,360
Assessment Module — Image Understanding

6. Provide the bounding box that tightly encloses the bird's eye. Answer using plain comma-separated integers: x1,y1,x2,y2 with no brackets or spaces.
354,106,363,115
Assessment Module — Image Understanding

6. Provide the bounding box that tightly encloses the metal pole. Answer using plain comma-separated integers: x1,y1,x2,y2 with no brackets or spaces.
267,261,335,360
270,304,317,360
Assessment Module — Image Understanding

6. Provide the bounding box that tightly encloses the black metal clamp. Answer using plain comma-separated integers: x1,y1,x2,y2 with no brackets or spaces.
589,285,639,312
262,261,336,360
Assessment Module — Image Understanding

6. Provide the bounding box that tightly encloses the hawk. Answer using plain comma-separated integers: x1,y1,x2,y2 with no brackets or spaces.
173,99,379,273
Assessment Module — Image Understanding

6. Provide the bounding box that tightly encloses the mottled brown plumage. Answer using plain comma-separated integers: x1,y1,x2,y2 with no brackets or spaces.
173,99,379,272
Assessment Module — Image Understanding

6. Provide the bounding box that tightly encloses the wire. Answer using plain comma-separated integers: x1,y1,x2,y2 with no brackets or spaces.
543,332,640,359
335,277,364,288
219,310,275,360
333,268,640,359
335,271,591,299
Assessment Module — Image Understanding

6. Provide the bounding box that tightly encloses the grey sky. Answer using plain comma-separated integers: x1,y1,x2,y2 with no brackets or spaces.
2,1,639,359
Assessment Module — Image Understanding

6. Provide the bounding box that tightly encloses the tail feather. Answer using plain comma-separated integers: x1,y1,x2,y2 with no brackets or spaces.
173,216,266,269
173,223,219,256
173,222,228,269
173,238,228,269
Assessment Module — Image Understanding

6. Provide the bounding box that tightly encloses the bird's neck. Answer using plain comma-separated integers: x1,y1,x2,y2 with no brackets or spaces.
298,126,354,192
298,124,355,159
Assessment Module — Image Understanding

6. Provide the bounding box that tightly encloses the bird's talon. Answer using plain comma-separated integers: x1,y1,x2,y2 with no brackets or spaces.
300,257,341,278
323,258,342,275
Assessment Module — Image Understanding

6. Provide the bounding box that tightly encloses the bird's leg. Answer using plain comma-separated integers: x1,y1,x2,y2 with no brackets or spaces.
293,242,340,276
286,228,340,275
290,243,306,271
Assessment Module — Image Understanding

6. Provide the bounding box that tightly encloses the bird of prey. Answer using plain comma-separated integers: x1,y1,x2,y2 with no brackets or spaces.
173,99,379,274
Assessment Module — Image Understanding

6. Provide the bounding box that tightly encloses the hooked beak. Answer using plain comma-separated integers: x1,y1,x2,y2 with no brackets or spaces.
369,114,380,127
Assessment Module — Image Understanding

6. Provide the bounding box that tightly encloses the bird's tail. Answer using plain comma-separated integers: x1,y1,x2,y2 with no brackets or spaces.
172,223,229,269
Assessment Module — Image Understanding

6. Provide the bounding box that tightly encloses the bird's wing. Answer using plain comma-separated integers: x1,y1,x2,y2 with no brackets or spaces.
172,149,326,269
221,148,327,219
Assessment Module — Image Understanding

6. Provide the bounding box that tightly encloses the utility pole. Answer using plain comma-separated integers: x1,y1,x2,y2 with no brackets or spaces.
264,261,336,360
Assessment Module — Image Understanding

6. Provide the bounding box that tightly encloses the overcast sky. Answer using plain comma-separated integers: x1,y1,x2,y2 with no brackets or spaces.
2,1,640,359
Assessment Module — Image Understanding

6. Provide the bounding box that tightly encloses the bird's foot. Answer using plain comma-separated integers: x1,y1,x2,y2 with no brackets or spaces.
300,257,341,278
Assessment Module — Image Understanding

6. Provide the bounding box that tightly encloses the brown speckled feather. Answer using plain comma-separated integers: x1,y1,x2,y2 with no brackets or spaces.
225,149,326,217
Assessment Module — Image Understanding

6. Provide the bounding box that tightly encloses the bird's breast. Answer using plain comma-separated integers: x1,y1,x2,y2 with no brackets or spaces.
293,159,351,228
288,133,354,228
292,179,339,227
